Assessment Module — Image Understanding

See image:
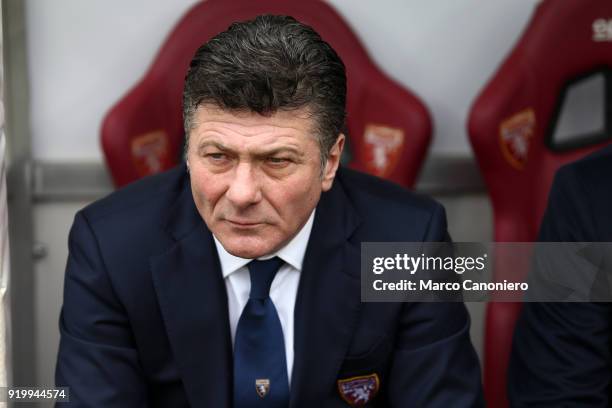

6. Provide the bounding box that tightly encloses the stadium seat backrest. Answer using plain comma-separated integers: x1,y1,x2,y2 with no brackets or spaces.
468,1,612,406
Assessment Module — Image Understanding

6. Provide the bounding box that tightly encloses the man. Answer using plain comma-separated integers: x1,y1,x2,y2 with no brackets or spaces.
56,15,483,407
508,144,612,406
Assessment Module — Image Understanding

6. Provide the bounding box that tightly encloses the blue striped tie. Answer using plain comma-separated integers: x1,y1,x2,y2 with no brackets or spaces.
233,257,289,407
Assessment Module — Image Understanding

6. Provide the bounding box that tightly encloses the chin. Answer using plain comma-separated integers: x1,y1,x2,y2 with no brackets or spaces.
220,236,278,260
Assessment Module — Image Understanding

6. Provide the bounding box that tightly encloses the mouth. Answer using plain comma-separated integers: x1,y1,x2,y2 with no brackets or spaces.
225,219,263,228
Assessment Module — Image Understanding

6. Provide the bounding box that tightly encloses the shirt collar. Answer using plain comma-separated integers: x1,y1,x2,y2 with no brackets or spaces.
214,210,316,278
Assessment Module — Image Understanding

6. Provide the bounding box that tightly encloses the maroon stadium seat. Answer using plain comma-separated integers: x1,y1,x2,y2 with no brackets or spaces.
468,1,612,406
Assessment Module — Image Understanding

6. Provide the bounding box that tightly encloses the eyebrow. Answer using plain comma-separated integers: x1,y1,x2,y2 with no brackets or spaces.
197,141,303,157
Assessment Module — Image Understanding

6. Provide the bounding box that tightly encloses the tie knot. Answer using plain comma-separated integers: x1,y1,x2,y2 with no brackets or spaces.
247,257,284,300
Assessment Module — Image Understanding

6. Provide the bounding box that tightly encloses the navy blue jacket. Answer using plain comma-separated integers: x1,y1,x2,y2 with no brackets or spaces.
509,145,612,407
56,165,484,407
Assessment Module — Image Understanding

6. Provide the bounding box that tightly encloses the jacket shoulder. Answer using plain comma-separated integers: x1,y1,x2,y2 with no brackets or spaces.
565,143,612,176
335,168,445,241
554,145,612,203
549,145,612,240
336,167,442,214
81,165,187,224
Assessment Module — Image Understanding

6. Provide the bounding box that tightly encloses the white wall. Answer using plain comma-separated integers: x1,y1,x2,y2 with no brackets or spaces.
26,0,540,161
25,0,200,161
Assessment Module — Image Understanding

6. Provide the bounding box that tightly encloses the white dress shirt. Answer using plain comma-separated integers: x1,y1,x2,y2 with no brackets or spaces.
213,210,315,385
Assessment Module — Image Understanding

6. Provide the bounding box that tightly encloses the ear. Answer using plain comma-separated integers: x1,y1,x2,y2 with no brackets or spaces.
321,134,345,192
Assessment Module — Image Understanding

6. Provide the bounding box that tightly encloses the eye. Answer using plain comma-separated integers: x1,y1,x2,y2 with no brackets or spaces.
268,157,287,163
266,157,291,167
207,153,228,161
204,152,232,167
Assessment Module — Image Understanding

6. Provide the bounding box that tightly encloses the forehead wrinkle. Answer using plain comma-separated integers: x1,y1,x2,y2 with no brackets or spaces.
210,120,307,139
196,132,306,157
194,117,313,144
253,146,304,158
199,139,305,157
193,104,317,134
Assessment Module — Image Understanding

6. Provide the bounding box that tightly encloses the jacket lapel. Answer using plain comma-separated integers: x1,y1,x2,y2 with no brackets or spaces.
290,176,363,407
150,184,233,407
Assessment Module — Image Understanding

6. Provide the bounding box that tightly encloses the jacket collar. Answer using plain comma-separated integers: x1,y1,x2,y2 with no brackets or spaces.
290,170,364,406
151,171,233,407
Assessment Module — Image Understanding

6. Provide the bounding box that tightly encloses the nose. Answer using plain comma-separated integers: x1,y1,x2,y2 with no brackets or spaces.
225,162,262,208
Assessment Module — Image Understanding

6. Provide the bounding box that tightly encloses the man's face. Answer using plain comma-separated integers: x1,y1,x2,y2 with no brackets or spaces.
187,105,344,259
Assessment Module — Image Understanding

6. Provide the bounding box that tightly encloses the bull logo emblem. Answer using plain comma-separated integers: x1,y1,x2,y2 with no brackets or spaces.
255,378,270,398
